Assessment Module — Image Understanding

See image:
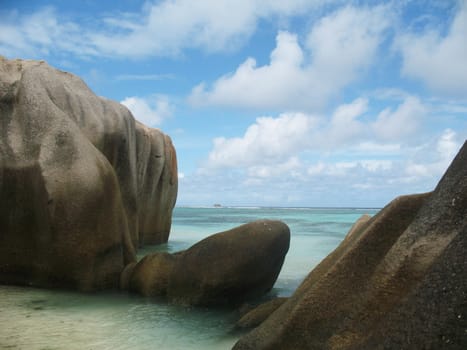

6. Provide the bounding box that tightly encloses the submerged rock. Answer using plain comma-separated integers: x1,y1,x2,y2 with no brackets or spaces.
130,220,290,306
0,57,177,291
233,141,467,349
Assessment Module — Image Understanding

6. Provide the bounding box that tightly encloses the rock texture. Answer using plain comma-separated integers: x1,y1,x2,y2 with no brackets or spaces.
236,297,288,330
234,142,467,349
0,57,177,291
129,220,290,306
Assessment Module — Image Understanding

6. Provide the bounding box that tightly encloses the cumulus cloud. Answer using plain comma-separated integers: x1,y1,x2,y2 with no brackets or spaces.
189,31,310,109
405,128,461,180
205,96,425,171
186,120,463,207
121,95,172,126
396,2,467,96
304,129,462,195
304,4,390,88
247,156,302,179
372,96,426,141
322,98,368,147
189,5,391,110
0,0,338,59
0,7,94,58
202,94,464,200
207,112,316,168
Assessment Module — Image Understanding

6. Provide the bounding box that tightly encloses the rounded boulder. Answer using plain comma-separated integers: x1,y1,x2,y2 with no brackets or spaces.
167,220,290,306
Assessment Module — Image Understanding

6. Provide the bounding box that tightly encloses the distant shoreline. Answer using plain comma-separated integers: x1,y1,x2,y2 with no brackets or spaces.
175,205,382,210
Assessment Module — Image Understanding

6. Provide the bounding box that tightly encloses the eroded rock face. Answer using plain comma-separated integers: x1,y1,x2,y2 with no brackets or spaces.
234,141,467,349
129,220,290,306
0,57,178,291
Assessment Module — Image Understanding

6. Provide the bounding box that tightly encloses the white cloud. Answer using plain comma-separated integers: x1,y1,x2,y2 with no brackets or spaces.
205,96,427,172
436,128,459,159
121,95,172,126
199,94,465,206
322,98,368,147
372,96,426,141
397,2,467,96
185,124,463,207
247,156,303,179
207,112,315,168
0,0,339,59
307,159,393,177
404,129,461,180
307,161,326,176
189,31,309,109
353,142,401,155
0,7,100,58
304,4,390,86
360,160,393,172
189,5,391,111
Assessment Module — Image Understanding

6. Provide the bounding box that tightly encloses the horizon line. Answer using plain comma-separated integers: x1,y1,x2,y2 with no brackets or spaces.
175,205,382,210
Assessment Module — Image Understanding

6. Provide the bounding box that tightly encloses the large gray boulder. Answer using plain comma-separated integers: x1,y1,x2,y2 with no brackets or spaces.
129,220,290,306
234,141,467,349
0,57,177,291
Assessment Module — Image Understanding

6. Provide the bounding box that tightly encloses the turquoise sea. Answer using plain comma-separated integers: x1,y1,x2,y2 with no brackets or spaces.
0,206,379,350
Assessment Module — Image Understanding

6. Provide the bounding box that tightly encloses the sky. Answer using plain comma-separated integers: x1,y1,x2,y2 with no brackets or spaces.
1,0,466,207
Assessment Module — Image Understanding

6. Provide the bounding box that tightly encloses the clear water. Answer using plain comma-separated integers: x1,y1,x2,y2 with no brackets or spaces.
0,206,378,350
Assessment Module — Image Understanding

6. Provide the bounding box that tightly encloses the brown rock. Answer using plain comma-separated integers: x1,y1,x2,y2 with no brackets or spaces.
233,193,430,349
0,57,177,291
130,220,290,306
120,262,137,291
129,252,175,297
135,123,178,245
234,141,467,349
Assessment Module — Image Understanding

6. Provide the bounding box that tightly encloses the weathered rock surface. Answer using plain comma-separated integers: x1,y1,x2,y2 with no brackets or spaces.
0,57,177,291
129,220,290,306
234,141,467,349
236,297,288,330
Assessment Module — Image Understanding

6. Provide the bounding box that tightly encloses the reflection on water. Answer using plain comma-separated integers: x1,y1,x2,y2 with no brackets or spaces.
0,207,378,349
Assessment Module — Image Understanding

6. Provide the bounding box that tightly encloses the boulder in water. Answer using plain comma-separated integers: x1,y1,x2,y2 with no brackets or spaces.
130,220,290,306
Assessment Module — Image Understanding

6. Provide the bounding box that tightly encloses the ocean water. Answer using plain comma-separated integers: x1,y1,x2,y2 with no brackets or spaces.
0,206,379,350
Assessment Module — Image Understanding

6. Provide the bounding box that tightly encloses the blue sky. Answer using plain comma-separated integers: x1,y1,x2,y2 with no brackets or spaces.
1,0,466,207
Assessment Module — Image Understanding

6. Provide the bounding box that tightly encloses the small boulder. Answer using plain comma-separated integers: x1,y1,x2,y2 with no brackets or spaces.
130,220,290,306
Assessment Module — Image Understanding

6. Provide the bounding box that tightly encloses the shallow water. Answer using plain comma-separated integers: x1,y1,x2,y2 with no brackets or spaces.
0,207,378,349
